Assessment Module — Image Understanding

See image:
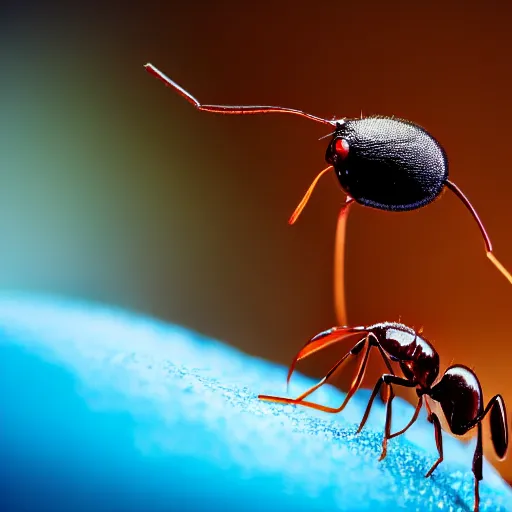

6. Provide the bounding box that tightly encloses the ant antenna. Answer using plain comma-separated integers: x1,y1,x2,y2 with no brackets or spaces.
144,63,335,127
289,166,334,224
318,130,336,141
445,180,512,285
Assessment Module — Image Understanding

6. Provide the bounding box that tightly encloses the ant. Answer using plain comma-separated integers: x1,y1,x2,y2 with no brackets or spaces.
258,322,509,512
144,63,512,325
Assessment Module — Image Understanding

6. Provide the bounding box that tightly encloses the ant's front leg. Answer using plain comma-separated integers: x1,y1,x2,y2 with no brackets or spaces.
294,337,366,402
357,374,417,460
259,337,371,414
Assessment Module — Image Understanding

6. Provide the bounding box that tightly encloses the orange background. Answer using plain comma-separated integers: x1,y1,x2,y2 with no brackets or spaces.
1,0,512,482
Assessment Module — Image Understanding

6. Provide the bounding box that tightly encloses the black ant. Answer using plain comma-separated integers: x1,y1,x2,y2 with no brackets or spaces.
144,62,512,324
258,322,509,512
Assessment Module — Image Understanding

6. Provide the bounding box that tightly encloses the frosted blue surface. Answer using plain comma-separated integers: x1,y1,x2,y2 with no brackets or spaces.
0,292,511,511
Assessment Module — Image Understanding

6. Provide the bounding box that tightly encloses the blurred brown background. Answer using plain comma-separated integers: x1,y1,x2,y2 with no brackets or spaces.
1,0,512,481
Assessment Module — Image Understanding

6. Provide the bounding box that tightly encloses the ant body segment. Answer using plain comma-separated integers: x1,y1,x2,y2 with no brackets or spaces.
144,62,512,325
258,322,509,512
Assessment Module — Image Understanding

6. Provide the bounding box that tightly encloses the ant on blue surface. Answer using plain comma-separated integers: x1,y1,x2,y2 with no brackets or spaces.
258,322,509,512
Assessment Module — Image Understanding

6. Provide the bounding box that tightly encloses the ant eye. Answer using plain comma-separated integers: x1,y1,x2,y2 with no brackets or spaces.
334,138,350,160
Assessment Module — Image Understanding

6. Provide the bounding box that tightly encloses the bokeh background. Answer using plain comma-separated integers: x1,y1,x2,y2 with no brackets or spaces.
1,0,512,483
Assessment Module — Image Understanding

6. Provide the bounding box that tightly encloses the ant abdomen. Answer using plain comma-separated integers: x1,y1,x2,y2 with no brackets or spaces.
328,117,448,212
429,365,483,436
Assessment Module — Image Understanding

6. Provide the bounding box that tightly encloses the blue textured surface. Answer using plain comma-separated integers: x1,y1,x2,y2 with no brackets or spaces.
0,293,511,511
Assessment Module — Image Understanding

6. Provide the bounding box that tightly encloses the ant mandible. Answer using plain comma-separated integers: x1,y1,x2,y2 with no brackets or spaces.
258,322,509,512
144,63,512,325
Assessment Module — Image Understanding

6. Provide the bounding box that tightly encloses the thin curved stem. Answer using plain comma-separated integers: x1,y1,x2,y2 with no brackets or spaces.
334,197,355,326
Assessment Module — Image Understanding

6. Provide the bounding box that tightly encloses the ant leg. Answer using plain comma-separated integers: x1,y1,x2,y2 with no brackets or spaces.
333,197,355,326
288,166,337,225
379,384,396,461
259,337,373,414
144,63,335,127
356,375,417,460
388,397,423,440
357,374,415,433
472,422,483,512
295,338,395,403
425,413,444,477
462,395,507,512
294,336,367,401
284,325,368,388
445,180,512,286
379,381,391,404
295,335,396,403
375,343,396,404
424,400,435,423
465,394,508,460
380,397,424,461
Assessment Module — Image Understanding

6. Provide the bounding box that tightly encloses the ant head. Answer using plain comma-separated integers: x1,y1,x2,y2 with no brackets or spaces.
324,120,360,201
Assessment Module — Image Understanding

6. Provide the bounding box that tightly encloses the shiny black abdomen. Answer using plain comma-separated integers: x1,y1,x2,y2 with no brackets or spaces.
429,365,483,436
326,117,448,211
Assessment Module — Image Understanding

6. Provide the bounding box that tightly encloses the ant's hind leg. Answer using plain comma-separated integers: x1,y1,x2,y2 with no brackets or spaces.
470,422,483,512
463,396,506,512
425,413,444,477
445,180,512,287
